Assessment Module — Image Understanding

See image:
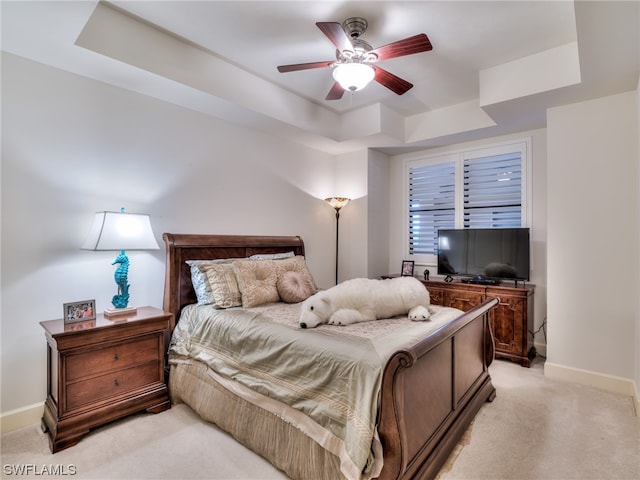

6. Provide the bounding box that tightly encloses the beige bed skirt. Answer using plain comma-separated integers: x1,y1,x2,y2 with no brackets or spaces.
169,359,349,480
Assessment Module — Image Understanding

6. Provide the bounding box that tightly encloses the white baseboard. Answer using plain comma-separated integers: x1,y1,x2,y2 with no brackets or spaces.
544,362,638,415
0,402,44,434
534,342,547,358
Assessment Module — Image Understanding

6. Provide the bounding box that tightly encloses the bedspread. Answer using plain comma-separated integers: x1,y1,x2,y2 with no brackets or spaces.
168,302,462,480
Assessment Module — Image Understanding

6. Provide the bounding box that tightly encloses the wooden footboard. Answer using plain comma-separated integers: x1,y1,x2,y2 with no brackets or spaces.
377,298,498,480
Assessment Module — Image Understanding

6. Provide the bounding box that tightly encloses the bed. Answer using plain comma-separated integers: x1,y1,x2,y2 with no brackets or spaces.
162,233,498,480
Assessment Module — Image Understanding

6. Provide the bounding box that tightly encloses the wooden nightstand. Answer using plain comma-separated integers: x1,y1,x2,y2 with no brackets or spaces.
40,306,171,453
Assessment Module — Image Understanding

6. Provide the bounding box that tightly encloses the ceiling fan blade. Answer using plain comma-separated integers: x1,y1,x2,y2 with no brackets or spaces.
316,22,354,53
373,66,413,95
325,82,345,100
277,60,334,73
370,33,432,61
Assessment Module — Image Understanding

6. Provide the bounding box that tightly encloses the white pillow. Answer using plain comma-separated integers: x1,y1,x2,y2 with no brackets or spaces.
249,251,294,260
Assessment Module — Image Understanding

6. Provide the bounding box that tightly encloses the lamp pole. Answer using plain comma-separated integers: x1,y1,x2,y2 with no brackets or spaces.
324,197,350,285
334,208,340,285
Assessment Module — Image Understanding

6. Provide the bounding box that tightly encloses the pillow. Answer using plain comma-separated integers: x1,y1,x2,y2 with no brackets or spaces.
249,251,295,260
187,260,217,305
275,256,317,292
233,259,280,308
187,259,238,306
202,262,242,308
277,270,315,303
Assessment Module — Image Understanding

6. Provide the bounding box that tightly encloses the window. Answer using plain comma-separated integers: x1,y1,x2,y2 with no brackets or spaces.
405,140,529,263
408,156,456,256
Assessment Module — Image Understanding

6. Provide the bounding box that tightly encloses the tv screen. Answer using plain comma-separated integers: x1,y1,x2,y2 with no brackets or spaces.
437,228,530,282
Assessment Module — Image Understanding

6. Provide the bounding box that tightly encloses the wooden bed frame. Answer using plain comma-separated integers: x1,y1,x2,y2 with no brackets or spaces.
162,233,498,480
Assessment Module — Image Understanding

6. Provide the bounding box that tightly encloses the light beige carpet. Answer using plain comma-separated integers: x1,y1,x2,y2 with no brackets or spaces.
2,358,639,480
439,359,639,479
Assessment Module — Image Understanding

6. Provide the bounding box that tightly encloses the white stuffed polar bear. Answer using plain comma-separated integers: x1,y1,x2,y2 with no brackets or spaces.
299,276,431,329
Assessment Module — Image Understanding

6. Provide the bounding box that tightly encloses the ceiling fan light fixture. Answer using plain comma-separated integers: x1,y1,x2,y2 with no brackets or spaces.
332,63,375,92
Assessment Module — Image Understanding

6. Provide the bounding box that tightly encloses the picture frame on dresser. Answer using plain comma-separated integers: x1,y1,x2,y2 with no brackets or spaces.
63,299,96,323
401,260,415,276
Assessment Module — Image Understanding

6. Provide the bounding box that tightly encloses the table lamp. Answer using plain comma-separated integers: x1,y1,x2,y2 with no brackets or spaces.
81,208,159,316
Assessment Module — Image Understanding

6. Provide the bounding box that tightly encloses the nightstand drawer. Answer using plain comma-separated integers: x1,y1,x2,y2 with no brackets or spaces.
66,361,161,410
66,335,160,381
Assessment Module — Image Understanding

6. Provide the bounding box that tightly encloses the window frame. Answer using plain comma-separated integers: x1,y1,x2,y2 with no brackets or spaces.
403,138,531,266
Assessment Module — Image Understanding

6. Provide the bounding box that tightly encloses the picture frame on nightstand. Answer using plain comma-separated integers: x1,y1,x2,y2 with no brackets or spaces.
63,299,96,323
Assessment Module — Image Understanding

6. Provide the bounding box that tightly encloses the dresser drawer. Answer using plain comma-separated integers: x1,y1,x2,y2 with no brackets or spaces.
426,286,446,306
66,361,161,410
66,335,160,381
443,290,484,311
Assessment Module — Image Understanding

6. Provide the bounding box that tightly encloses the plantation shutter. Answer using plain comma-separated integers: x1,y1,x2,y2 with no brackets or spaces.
463,152,522,228
408,161,455,255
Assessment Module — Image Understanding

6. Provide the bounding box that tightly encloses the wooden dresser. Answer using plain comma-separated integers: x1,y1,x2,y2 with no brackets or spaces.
40,306,171,453
422,279,535,367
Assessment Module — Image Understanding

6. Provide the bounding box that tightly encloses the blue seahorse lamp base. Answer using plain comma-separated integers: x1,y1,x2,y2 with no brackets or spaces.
104,249,137,317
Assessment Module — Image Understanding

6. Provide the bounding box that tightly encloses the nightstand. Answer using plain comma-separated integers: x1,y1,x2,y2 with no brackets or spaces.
40,306,171,453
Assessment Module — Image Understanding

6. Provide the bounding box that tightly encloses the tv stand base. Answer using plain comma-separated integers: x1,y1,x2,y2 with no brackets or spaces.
421,279,535,367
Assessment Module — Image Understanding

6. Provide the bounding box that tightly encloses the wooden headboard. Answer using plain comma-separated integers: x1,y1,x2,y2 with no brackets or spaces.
162,233,305,332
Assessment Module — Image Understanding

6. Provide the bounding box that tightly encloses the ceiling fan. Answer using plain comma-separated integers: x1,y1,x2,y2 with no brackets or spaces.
277,17,432,100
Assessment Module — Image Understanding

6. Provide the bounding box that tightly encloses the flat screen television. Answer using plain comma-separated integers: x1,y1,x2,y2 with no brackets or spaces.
437,228,530,284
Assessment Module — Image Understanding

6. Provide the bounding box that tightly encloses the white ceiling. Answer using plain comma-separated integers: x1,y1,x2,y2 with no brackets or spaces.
2,1,639,155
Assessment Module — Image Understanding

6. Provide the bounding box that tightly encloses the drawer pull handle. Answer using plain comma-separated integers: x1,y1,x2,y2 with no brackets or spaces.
114,353,119,361
114,379,119,387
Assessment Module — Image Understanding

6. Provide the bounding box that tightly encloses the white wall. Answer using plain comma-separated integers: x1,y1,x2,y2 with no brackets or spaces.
333,150,368,283
332,149,392,282
636,77,640,407
1,53,338,415
387,129,549,351
367,150,391,280
546,91,639,388
322,149,391,284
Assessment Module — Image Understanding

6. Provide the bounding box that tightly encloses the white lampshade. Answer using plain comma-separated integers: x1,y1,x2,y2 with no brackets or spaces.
332,63,375,92
82,211,159,251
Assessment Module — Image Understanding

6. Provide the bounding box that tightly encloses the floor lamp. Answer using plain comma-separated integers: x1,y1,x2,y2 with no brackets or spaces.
325,197,350,285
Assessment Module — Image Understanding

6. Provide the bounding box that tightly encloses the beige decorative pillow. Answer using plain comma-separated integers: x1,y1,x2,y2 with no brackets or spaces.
233,259,280,308
203,262,242,308
277,270,315,303
275,256,317,293
187,259,237,305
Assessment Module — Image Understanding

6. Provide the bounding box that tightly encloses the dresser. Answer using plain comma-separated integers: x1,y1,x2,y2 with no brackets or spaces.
422,279,535,367
40,306,171,453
